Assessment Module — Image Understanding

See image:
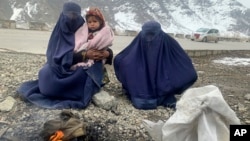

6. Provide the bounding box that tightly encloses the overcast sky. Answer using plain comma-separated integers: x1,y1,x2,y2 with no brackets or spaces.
237,0,250,8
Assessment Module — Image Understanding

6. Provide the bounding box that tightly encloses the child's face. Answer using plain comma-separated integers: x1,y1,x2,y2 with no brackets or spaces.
87,16,101,31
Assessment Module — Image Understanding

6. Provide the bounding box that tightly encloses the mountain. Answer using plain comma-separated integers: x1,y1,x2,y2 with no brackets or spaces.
0,0,250,36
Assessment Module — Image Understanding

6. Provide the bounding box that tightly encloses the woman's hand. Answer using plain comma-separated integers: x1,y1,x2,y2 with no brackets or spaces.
86,49,109,61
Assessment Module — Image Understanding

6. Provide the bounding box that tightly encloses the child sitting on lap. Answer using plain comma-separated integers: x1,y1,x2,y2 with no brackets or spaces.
72,7,114,70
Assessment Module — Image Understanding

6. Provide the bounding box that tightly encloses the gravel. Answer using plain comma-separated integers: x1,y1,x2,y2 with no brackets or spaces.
0,50,250,141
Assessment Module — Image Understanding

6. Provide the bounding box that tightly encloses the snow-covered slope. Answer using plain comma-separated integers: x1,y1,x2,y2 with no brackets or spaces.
0,0,249,36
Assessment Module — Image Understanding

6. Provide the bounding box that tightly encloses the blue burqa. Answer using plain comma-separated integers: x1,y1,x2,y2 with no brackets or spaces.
17,2,103,109
114,21,197,109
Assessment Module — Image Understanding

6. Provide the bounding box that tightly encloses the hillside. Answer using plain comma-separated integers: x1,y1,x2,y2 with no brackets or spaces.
0,0,250,36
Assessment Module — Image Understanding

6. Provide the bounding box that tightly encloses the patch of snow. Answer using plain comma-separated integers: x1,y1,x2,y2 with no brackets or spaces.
213,57,250,66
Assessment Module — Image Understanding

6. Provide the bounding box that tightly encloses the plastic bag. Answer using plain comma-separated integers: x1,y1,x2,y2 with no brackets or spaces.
143,85,241,141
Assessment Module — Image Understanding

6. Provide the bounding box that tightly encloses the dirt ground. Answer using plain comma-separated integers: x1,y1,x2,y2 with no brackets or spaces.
0,50,249,141
190,50,250,124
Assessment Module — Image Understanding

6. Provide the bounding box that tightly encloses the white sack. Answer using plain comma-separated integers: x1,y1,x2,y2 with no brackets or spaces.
143,85,241,141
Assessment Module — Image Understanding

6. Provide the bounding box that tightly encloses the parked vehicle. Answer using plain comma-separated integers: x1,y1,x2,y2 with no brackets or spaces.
191,28,220,43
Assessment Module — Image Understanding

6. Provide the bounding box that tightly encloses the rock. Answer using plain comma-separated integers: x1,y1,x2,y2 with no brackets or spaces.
0,96,16,112
245,120,250,124
238,103,246,112
0,128,8,138
244,94,250,101
197,71,204,74
92,90,116,110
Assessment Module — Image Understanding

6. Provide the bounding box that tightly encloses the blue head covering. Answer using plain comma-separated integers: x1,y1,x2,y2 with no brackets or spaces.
141,20,161,41
63,2,81,15
46,2,84,76
114,20,197,109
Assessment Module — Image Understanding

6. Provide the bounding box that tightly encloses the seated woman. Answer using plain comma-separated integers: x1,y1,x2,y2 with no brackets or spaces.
114,21,197,110
17,2,113,109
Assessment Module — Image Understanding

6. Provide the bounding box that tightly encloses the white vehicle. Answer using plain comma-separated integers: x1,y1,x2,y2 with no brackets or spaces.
191,28,219,43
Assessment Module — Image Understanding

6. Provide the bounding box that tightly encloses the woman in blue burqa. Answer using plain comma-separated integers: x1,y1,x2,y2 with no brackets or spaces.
17,2,113,109
114,21,197,110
